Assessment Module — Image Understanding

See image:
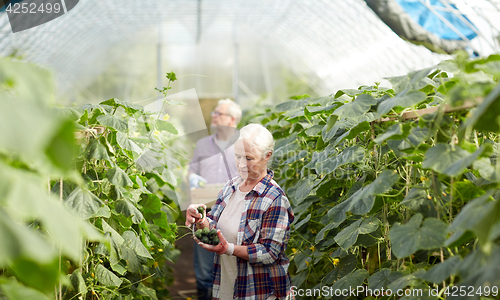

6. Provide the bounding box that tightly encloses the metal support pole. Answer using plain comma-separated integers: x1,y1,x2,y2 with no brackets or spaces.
157,23,163,93
260,47,273,103
232,20,239,104
196,0,202,43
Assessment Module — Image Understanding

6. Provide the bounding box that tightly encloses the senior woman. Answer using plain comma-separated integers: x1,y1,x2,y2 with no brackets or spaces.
186,123,294,300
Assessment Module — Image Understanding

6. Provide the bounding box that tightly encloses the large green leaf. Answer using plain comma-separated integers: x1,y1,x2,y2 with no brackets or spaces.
389,214,447,258
140,194,162,217
315,146,365,175
0,277,52,300
101,220,125,248
100,98,143,115
0,165,102,261
0,97,58,162
97,114,128,132
41,199,102,261
137,283,158,300
106,167,133,187
322,255,358,285
385,67,434,94
64,187,105,220
283,150,308,165
0,58,54,105
95,264,122,287
322,115,339,142
303,124,323,137
305,104,338,117
328,120,372,149
292,175,321,203
422,143,489,176
156,119,178,134
0,211,56,266
293,214,311,230
447,191,500,251
53,107,85,121
115,199,144,224
116,132,142,154
275,98,312,112
377,91,427,116
333,94,376,119
0,166,49,221
119,247,141,273
405,126,431,148
327,170,399,224
400,187,428,210
45,119,78,171
293,251,312,273
122,231,153,259
84,139,111,162
334,217,379,250
0,163,100,261
419,256,461,283
69,270,87,297
327,269,369,299
454,246,500,299
374,123,403,144
387,269,426,292
10,258,60,293
282,107,304,121
135,149,162,172
464,82,500,132
368,269,404,290
274,141,301,158
314,221,338,244
473,157,500,182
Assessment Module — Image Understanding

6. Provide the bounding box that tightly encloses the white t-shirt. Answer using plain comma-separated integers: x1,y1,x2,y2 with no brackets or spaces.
217,186,247,300
217,186,280,300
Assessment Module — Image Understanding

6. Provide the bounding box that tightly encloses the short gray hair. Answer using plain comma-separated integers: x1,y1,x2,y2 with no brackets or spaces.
238,124,275,158
218,98,242,124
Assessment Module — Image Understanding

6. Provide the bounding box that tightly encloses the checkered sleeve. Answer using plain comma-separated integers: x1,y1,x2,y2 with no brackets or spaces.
247,194,291,266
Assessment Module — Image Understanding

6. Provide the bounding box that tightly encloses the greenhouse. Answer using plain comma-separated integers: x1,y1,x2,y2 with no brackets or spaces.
1,0,500,299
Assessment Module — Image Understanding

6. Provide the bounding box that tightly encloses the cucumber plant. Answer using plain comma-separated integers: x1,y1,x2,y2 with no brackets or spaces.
0,63,187,300
246,51,500,299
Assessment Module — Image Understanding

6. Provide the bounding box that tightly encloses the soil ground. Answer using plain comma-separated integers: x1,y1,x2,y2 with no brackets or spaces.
166,226,199,300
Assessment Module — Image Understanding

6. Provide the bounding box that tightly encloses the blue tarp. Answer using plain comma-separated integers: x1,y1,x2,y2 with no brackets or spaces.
396,0,477,40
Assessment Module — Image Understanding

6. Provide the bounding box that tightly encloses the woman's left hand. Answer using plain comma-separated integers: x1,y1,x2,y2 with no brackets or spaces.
197,230,230,255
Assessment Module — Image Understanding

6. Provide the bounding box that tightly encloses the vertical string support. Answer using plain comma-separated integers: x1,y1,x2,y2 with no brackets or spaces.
59,178,63,300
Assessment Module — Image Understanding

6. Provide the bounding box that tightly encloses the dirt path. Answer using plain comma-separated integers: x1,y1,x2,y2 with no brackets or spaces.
166,227,199,300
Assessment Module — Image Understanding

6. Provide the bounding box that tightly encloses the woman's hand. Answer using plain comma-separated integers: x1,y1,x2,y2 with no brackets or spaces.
185,204,207,227
197,230,231,255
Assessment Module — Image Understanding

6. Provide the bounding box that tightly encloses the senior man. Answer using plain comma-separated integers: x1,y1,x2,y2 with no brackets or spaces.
188,98,241,300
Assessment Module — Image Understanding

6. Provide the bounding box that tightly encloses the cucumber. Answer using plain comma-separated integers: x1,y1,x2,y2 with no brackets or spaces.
193,227,222,246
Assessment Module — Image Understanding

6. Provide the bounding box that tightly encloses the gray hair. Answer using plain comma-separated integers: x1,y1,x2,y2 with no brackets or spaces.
238,124,275,158
218,98,242,124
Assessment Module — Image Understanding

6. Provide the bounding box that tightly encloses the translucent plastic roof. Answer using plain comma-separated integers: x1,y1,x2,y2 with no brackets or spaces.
0,0,496,102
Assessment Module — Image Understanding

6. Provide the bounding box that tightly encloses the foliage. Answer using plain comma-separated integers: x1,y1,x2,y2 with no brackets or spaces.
0,58,102,297
0,59,186,300
55,73,187,300
247,52,500,299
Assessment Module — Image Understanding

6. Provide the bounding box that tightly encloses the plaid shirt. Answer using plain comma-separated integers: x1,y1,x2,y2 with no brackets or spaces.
207,170,294,300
